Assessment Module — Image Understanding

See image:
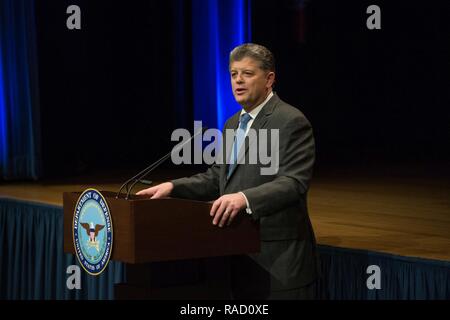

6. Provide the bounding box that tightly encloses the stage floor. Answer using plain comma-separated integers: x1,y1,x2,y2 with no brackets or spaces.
1,163,449,261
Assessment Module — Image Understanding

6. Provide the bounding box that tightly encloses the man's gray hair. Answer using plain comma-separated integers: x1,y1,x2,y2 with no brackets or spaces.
229,43,275,73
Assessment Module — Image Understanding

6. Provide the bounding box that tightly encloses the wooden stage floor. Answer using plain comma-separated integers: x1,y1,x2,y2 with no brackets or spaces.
1,163,449,262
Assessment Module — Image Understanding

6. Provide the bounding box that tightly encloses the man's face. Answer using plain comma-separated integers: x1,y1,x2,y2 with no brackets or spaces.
230,57,275,110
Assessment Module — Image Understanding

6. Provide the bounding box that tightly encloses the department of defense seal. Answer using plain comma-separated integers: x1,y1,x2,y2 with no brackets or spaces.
73,188,113,275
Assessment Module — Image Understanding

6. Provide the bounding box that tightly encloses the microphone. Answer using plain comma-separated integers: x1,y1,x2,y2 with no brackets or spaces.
116,126,207,200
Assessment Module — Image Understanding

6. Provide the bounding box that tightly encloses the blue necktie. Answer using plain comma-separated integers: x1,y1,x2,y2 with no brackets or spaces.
227,113,252,178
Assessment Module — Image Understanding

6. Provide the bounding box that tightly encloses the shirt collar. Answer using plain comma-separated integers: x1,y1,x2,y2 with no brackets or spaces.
240,91,274,119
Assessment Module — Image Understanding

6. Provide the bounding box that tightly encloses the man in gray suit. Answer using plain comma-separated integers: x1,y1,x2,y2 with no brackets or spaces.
137,43,318,299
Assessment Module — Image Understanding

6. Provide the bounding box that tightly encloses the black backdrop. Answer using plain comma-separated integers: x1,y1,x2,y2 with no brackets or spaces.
36,0,181,177
252,0,450,166
35,0,450,178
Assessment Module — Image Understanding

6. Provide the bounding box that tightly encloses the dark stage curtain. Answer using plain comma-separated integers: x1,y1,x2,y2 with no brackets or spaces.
191,0,252,131
0,0,42,180
317,245,450,300
0,199,125,299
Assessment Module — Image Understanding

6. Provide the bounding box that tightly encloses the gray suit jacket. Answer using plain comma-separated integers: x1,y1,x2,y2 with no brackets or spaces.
171,93,318,292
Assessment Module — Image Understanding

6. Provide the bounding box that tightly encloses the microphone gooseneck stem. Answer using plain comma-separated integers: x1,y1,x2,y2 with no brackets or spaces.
116,127,206,199
125,152,172,199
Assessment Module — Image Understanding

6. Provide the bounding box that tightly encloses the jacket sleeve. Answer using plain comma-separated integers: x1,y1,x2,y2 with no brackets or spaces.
170,162,221,202
241,114,315,220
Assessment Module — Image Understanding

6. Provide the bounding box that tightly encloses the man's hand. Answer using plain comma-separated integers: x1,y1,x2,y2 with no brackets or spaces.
210,193,247,227
136,182,174,199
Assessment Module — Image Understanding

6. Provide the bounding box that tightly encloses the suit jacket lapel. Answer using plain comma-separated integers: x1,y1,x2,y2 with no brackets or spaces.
220,112,240,188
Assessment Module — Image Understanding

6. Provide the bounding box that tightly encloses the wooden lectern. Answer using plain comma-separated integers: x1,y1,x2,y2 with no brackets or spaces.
63,191,260,299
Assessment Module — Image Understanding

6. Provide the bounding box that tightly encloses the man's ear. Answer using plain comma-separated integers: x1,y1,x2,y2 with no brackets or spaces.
266,72,275,88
